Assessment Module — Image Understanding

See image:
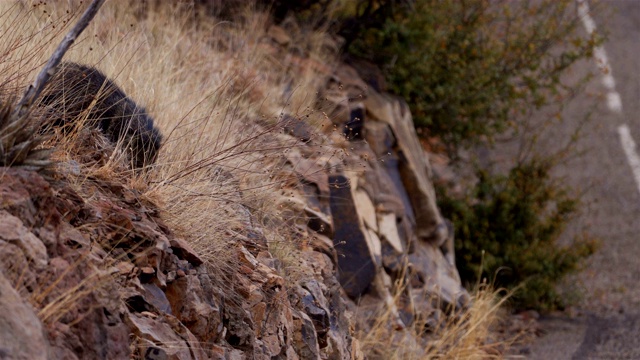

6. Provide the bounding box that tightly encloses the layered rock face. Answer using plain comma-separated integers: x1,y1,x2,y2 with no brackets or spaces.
0,167,353,359
277,55,468,330
0,26,466,360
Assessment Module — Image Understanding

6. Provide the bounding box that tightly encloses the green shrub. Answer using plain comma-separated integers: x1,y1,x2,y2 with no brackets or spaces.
264,0,602,311
436,159,598,310
345,0,601,154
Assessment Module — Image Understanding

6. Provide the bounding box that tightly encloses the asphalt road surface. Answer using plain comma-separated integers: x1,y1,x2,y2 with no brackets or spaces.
512,1,640,358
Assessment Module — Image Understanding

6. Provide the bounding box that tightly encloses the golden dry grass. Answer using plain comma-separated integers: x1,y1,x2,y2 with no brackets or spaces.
357,281,515,360
0,0,343,309
0,1,512,357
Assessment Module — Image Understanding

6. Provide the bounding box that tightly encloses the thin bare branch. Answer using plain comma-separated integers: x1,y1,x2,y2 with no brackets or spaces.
11,0,107,121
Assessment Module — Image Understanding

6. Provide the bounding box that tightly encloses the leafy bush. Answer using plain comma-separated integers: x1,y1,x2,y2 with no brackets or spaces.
335,0,601,311
436,159,598,310
344,0,601,154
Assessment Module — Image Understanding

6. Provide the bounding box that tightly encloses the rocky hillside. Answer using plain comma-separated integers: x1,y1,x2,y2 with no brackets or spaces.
0,2,496,359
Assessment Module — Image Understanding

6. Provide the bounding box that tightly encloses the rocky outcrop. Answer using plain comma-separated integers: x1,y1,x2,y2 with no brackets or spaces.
273,53,467,328
0,166,359,359
0,21,466,360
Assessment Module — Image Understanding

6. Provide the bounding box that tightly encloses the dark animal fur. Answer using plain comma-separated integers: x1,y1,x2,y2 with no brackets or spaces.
40,62,162,168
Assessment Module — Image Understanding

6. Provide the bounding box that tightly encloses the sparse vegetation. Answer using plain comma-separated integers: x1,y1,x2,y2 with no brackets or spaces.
341,0,602,154
0,99,52,170
327,0,601,311
437,159,599,310
0,0,606,357
358,280,514,359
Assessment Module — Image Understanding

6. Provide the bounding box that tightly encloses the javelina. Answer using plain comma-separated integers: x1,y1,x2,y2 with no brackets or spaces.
40,62,162,168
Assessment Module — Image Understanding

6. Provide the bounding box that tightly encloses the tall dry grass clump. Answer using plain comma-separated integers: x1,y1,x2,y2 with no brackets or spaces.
1,0,340,286
358,282,514,359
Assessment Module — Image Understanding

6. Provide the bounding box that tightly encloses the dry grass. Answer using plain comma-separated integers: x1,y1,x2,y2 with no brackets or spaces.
0,0,340,296
357,281,515,360
0,95,51,171
1,1,512,357
30,256,113,325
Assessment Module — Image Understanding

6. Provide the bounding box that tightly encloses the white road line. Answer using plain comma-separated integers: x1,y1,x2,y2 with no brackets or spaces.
607,92,623,113
618,125,640,195
577,0,623,114
578,1,640,195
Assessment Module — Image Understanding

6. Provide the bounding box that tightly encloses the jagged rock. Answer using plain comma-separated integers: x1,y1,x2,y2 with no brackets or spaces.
142,283,173,315
286,251,359,359
361,121,416,223
364,90,447,245
360,160,407,217
0,271,49,359
0,169,43,223
275,194,309,231
232,246,303,358
380,243,405,276
0,210,48,269
408,241,467,309
300,181,330,216
309,233,338,265
363,120,395,158
248,287,294,358
372,269,406,328
292,309,321,360
169,237,203,267
325,280,361,360
305,206,333,238
345,57,388,92
333,64,369,101
164,273,223,343
286,148,330,195
440,219,456,267
141,343,169,360
223,299,255,350
321,64,369,140
354,190,377,232
127,313,205,360
299,283,330,337
363,228,382,268
328,174,376,298
60,223,91,248
44,257,130,359
0,240,37,295
377,212,404,253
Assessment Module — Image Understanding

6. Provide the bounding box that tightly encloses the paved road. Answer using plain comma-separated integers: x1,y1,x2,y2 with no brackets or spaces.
474,0,640,358
520,1,640,359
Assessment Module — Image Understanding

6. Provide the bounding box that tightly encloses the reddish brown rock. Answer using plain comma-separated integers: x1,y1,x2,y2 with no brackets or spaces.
0,271,49,359
164,274,223,343
0,210,48,269
169,237,204,266
127,313,202,360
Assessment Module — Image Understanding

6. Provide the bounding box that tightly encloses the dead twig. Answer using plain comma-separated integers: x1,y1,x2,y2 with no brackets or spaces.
11,0,106,121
